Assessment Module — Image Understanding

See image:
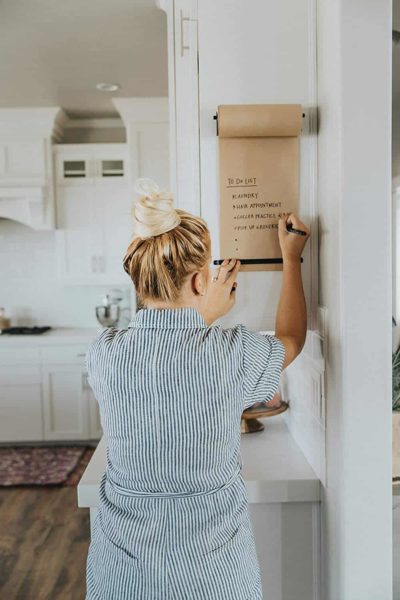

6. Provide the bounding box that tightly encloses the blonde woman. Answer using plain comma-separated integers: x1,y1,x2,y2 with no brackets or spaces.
85,178,310,600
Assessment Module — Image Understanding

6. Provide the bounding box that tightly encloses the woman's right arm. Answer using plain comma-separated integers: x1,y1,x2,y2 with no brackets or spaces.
274,213,310,370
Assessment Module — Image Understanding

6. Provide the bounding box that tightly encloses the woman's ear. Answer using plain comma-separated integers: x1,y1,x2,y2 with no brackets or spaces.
191,271,206,296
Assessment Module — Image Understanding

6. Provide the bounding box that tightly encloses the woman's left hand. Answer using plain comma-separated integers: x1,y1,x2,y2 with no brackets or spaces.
202,258,240,325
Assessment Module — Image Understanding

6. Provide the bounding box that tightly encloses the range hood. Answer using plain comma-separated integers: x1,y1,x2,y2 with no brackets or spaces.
0,108,67,230
0,184,50,230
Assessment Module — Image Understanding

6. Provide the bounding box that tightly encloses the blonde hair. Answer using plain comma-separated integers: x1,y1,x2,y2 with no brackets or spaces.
123,178,211,303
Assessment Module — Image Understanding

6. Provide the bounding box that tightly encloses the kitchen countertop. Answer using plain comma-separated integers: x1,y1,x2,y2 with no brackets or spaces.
77,415,321,506
0,327,102,345
0,325,283,347
0,327,277,349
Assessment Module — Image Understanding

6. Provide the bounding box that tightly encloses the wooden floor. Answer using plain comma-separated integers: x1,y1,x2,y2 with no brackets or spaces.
0,486,90,600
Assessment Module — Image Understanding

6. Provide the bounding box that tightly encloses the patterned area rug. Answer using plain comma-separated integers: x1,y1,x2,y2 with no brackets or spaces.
0,446,95,486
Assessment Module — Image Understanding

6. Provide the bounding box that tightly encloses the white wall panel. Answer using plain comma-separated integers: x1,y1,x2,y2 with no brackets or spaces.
197,0,318,332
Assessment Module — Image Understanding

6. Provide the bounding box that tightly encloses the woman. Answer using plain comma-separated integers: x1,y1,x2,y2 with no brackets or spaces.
85,178,310,600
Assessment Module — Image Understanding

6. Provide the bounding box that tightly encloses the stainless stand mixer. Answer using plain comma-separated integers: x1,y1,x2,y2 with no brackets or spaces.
95,289,125,328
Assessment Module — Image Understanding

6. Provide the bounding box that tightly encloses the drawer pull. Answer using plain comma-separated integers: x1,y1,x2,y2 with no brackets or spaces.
77,353,86,357
180,10,191,57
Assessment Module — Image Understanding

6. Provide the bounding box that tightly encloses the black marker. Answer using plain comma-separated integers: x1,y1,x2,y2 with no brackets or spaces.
286,223,307,236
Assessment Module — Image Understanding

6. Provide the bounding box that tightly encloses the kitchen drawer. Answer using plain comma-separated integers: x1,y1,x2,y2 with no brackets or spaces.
0,347,40,365
0,366,41,385
40,345,90,365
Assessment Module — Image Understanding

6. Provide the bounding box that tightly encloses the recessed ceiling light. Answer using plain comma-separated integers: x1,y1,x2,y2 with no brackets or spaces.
95,82,121,92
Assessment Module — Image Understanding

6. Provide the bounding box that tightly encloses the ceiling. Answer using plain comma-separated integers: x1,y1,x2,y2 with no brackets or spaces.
0,0,168,118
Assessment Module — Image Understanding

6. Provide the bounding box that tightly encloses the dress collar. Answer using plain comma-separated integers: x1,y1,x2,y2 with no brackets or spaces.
128,307,208,329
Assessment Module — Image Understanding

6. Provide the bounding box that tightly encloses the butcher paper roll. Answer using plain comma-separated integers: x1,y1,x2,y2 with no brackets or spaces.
217,104,303,272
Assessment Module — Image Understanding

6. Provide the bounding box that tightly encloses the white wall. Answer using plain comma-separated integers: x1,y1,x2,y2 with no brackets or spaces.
317,1,392,598
196,0,326,488
198,0,318,333
0,218,132,328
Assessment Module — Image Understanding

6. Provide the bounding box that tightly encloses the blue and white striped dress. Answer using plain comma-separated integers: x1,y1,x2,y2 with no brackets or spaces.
85,307,285,600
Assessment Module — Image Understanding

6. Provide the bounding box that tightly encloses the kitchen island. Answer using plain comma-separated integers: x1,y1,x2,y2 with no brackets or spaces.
78,415,321,600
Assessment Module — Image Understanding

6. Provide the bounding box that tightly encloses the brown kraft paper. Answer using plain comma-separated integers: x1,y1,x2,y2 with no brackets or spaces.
217,104,302,271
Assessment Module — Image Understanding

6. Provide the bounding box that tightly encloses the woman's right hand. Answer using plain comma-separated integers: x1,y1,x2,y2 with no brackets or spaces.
278,213,310,263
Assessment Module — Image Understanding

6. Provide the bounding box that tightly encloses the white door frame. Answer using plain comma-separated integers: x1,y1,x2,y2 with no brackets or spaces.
317,1,393,598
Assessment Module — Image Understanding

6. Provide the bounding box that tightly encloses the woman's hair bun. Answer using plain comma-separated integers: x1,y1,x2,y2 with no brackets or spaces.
132,178,181,239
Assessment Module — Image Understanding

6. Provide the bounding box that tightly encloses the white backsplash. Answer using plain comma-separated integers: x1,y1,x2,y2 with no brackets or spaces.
0,218,134,328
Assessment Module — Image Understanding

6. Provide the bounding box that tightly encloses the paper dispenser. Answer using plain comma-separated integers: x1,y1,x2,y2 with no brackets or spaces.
214,104,303,271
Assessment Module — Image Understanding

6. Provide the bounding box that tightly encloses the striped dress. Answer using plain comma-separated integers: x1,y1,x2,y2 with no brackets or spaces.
85,307,285,600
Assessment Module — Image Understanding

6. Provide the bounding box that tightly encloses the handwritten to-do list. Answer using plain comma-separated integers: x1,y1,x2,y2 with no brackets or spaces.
229,177,282,231
217,104,302,272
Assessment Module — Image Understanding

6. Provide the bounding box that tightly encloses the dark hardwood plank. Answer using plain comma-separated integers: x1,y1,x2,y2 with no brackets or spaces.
0,486,90,600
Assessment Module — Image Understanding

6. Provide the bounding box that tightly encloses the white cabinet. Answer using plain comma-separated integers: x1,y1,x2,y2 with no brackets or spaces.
41,344,102,441
55,144,128,185
0,367,43,442
161,0,200,214
55,185,132,284
0,341,102,443
42,365,90,440
55,185,103,282
0,348,43,442
54,143,133,285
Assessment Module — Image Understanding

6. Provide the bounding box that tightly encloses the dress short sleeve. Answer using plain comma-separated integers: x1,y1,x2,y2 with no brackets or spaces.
240,325,286,410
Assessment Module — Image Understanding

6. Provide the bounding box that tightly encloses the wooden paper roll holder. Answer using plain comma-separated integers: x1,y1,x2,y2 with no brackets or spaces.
213,111,306,135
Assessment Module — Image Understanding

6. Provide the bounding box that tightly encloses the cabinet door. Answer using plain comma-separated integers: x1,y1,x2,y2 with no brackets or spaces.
55,148,131,285
55,185,105,284
0,354,43,442
55,228,104,284
173,0,201,214
96,181,133,284
55,144,128,185
0,383,43,442
42,365,89,440
56,182,97,230
92,144,128,183
55,150,94,186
